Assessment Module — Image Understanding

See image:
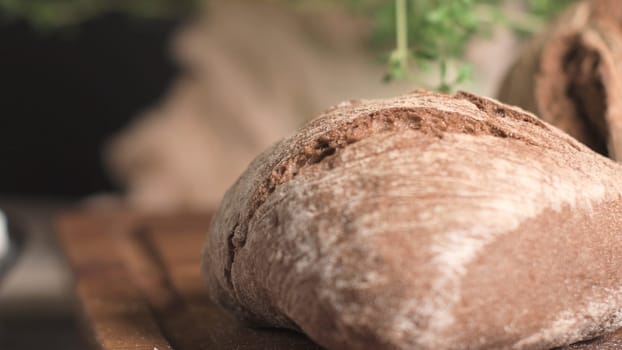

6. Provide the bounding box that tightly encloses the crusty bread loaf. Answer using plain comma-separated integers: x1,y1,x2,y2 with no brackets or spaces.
202,90,622,350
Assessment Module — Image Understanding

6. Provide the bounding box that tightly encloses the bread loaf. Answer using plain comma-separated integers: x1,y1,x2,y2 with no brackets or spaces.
202,90,622,349
498,0,622,160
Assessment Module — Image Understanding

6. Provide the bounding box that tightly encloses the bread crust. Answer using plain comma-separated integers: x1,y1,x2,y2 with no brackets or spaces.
202,90,622,350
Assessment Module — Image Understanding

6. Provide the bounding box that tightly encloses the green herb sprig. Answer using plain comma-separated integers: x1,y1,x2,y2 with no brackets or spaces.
383,0,576,92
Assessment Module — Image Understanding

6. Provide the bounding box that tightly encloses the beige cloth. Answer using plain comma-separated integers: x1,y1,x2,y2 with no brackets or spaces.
106,0,517,212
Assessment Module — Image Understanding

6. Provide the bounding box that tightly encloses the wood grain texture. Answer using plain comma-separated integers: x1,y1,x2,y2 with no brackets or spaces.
56,209,322,350
57,211,173,350
203,90,622,350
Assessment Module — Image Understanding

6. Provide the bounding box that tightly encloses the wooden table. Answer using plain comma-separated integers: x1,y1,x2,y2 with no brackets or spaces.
56,209,622,350
56,209,322,350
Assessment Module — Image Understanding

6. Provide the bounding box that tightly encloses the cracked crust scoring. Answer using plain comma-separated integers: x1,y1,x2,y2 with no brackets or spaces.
202,90,622,350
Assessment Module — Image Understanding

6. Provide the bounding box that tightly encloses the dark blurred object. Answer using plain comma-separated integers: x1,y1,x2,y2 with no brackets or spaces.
0,12,180,197
0,209,23,278
0,198,88,350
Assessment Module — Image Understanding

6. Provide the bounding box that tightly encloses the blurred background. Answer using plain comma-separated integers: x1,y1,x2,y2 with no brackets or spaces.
0,0,575,348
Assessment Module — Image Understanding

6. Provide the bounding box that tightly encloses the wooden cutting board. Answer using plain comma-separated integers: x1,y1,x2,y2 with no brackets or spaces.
55,209,622,350
56,209,322,350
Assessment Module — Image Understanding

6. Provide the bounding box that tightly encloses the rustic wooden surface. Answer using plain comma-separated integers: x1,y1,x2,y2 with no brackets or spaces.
56,209,322,350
